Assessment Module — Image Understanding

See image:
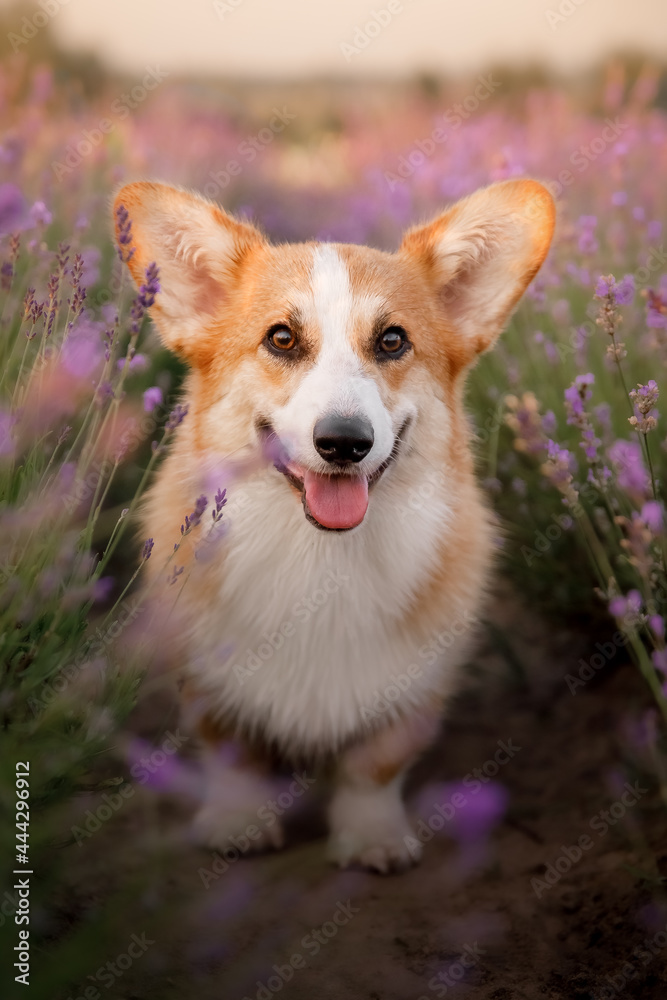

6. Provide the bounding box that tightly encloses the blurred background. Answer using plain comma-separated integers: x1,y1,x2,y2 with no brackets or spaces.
1,1,667,998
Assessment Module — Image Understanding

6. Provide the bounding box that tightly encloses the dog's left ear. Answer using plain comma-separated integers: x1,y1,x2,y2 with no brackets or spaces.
399,179,555,359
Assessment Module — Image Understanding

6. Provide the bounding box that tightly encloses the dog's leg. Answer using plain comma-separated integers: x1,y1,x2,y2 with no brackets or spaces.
327,708,441,873
190,712,284,854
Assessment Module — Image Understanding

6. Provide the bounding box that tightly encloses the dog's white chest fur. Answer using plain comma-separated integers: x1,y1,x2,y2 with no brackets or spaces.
185,464,469,753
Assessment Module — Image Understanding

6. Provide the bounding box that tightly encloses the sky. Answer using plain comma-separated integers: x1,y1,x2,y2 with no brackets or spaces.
3,0,666,78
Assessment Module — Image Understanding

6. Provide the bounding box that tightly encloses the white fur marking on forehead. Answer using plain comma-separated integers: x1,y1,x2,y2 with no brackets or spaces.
310,244,354,351
309,245,385,358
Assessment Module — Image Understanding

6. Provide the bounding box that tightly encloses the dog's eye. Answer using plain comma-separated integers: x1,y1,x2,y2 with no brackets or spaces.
266,325,296,353
377,326,409,358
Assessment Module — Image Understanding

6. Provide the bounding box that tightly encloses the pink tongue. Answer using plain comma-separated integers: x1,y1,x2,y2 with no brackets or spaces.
303,471,369,529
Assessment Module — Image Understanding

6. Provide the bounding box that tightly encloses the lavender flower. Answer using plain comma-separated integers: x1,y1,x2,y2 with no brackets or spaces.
595,274,629,353
92,577,113,603
649,615,665,639
129,261,160,334
542,410,557,435
564,373,594,422
166,403,188,431
68,252,87,322
138,262,160,309
117,353,147,372
0,182,27,233
61,317,105,379
615,274,635,305
142,538,154,561
143,386,163,413
595,275,617,299
608,439,648,495
181,495,208,534
212,488,227,522
115,203,135,263
629,380,659,434
641,500,663,532
45,272,59,338
646,289,667,329
651,649,667,676
609,589,642,620
564,374,610,488
28,200,52,228
541,440,579,506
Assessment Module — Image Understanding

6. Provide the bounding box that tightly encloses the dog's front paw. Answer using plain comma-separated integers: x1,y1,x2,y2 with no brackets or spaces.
327,814,420,874
192,803,284,855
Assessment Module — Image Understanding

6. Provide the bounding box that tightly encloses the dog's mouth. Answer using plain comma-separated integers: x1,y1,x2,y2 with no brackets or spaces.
258,420,409,532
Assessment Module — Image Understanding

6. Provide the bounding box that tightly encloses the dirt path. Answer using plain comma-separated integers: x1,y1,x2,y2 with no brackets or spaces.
62,588,667,1000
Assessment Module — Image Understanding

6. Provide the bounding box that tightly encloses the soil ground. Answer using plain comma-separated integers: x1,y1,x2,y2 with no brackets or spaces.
61,585,667,1000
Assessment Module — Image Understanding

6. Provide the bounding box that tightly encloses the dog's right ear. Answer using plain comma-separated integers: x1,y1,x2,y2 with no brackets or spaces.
112,182,265,361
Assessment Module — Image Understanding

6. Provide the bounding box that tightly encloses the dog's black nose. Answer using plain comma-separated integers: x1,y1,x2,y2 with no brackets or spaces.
313,415,374,465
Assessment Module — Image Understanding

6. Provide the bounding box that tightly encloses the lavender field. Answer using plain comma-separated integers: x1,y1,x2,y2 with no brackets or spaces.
1,39,667,1000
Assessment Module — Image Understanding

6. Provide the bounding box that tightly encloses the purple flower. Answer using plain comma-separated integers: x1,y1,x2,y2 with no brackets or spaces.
143,386,163,413
651,649,667,676
608,439,648,494
646,289,667,329
0,183,27,233
595,275,616,299
542,410,557,435
28,200,52,228
649,616,665,639
213,488,227,521
615,274,635,305
93,577,114,603
61,318,105,379
647,220,662,243
142,538,154,561
608,596,627,617
101,303,118,327
117,353,148,372
594,403,611,430
641,500,663,532
448,782,508,843
115,203,135,262
138,261,160,309
166,403,188,430
182,495,208,533
628,381,659,434
544,439,576,487
129,262,160,333
609,590,642,619
564,374,594,423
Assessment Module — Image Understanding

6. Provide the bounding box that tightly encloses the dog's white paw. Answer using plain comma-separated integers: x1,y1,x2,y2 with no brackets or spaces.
327,779,420,873
328,822,420,873
192,803,284,854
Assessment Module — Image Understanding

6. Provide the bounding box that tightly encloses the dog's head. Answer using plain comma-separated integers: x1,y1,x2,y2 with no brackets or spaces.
115,180,554,531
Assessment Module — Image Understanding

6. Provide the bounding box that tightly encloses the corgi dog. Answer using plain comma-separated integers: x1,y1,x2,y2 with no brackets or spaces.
114,178,554,872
